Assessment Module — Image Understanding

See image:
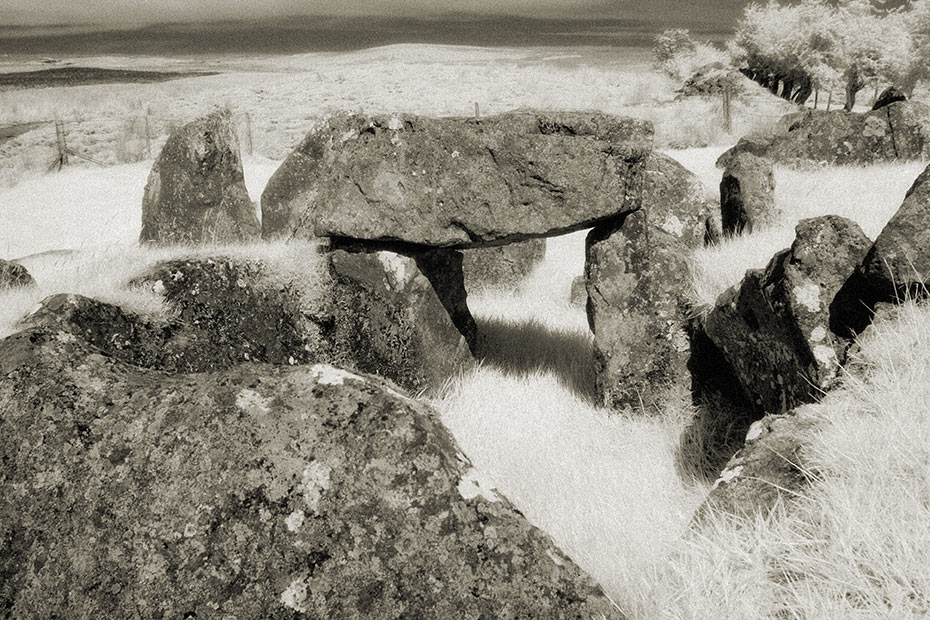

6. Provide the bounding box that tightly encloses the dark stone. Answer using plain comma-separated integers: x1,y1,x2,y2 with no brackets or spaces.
702,216,872,415
715,134,775,169
326,247,475,393
261,111,653,247
0,330,622,619
586,153,713,411
860,163,930,301
720,151,778,235
872,86,907,110
0,259,35,289
140,108,260,245
461,239,546,291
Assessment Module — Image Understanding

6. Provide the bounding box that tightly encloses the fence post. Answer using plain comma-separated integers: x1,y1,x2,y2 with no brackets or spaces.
244,112,253,156
144,114,152,159
814,89,819,110
474,102,480,123
826,91,833,112
54,120,69,170
722,85,732,133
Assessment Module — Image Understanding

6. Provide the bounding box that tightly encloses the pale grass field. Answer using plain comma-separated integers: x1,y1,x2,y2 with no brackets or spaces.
2,45,930,618
0,44,793,186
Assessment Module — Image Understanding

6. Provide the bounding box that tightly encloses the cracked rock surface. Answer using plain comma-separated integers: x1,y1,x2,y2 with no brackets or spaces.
0,328,621,619
261,111,653,247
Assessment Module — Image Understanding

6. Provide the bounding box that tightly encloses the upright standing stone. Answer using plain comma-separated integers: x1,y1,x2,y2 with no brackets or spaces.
720,152,778,235
586,152,713,411
140,108,260,245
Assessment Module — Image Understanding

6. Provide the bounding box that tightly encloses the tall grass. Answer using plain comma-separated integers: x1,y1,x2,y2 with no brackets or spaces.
633,300,930,619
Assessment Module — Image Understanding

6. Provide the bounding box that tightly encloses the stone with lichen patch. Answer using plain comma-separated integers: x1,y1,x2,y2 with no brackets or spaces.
702,215,872,416
692,405,823,522
0,328,621,619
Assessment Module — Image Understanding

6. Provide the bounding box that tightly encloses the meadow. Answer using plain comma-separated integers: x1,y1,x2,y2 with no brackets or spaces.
1,44,929,618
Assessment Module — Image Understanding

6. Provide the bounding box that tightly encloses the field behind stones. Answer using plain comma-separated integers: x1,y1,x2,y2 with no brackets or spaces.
2,44,930,618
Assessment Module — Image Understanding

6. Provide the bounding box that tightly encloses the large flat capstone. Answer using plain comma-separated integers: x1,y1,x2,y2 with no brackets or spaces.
261,111,654,247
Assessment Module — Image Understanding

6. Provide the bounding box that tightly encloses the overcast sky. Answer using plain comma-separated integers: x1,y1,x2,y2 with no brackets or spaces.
2,0,640,26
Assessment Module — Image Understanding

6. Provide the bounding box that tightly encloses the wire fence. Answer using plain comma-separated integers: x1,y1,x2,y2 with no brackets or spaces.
0,111,255,175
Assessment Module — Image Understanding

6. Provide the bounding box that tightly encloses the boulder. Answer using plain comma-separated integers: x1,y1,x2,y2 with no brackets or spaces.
0,259,35,289
570,274,587,307
0,329,621,619
717,101,930,167
694,405,822,521
719,151,779,235
860,163,930,301
872,86,907,110
677,62,748,98
461,238,546,291
586,152,713,411
261,111,653,247
715,134,775,169
326,247,475,393
140,108,260,245
703,216,872,415
21,250,471,394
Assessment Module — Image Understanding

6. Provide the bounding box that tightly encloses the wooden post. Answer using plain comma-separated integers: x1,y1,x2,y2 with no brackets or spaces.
474,102,480,123
722,85,732,133
54,120,69,170
245,112,253,156
144,114,152,159
814,89,819,110
826,91,833,111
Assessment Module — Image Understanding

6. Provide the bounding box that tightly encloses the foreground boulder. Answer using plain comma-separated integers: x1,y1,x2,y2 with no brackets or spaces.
717,101,930,167
702,216,872,415
694,405,822,521
0,330,620,619
586,153,713,411
860,163,930,301
262,111,653,247
0,259,35,289
719,152,778,235
22,248,472,394
461,239,546,291
140,108,260,245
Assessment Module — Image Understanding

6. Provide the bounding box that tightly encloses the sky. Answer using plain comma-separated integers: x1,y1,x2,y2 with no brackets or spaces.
0,0,739,27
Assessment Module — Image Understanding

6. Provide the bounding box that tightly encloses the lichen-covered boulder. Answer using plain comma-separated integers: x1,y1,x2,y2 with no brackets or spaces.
720,151,778,235
717,101,930,167
0,329,621,619
140,108,260,245
461,238,546,291
326,247,475,394
586,152,713,411
860,165,930,302
0,259,35,289
694,405,822,521
261,111,653,247
703,216,872,415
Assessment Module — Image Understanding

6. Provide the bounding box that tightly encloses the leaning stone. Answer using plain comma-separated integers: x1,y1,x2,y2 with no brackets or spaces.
326,247,475,393
140,108,260,245
885,101,930,160
262,111,653,247
0,259,35,289
0,330,621,619
461,238,546,291
860,162,930,300
586,152,713,411
703,216,872,415
720,152,778,235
